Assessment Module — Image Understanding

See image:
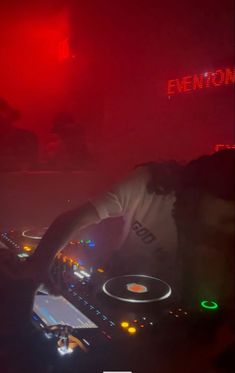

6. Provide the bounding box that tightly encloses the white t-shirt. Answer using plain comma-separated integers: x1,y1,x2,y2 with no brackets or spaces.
91,166,178,276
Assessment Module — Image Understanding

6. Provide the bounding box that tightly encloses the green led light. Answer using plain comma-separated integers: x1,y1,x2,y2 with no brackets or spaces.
200,300,219,310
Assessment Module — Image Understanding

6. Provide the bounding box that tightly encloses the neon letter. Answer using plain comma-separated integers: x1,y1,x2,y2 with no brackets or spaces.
212,69,225,86
167,80,176,95
193,74,204,90
205,72,213,87
182,75,192,92
176,79,184,93
225,68,235,84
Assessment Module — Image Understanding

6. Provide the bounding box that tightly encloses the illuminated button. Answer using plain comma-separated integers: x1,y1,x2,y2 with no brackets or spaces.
121,321,129,328
128,327,137,334
200,300,219,310
23,246,32,252
126,283,148,294
18,253,29,258
97,268,105,273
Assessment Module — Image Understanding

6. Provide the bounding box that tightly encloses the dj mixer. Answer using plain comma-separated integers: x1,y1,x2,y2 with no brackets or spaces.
0,228,223,372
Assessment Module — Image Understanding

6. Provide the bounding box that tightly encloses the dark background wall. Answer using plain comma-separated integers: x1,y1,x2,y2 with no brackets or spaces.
0,171,113,229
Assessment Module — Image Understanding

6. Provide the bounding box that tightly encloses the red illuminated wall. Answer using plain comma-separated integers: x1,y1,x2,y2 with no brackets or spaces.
1,2,234,170
69,2,234,171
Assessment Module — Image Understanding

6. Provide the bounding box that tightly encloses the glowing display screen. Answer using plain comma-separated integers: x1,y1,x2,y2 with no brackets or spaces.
33,295,98,329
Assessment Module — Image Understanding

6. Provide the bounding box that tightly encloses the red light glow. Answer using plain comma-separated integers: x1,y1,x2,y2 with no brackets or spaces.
58,37,70,61
0,8,70,135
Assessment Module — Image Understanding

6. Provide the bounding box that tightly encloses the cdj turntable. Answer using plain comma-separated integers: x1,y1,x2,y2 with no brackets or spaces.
0,228,223,372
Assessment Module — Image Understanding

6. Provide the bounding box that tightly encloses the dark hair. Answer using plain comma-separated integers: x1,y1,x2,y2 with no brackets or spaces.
180,149,235,200
135,161,183,195
135,150,235,199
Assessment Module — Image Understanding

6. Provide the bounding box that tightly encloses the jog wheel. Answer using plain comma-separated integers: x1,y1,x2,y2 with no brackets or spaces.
102,274,172,303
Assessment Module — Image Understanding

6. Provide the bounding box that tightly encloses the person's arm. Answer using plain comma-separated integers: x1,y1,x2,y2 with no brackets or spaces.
27,202,100,276
28,166,150,277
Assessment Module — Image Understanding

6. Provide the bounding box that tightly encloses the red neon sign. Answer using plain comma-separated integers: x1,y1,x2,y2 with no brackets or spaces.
167,67,235,95
214,144,235,152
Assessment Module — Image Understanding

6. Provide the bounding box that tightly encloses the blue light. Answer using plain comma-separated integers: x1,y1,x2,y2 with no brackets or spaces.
89,243,95,248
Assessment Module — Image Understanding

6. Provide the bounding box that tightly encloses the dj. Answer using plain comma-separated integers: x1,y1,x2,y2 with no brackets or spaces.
32,149,235,309
0,149,234,372
31,149,234,372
